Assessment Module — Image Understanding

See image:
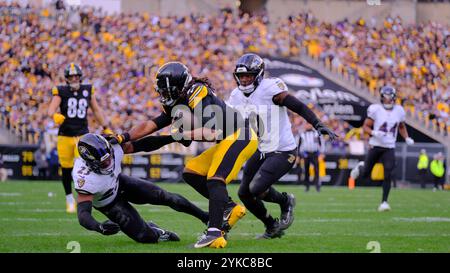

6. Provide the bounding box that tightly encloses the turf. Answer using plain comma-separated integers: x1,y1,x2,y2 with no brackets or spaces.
0,181,449,253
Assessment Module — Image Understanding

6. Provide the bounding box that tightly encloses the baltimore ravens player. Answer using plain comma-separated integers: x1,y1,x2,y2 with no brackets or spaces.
48,63,113,213
227,53,337,239
350,86,414,211
73,133,209,243
106,62,258,248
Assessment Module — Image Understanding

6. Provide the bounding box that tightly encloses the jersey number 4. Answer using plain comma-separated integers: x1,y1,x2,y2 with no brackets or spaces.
378,122,398,136
67,98,88,119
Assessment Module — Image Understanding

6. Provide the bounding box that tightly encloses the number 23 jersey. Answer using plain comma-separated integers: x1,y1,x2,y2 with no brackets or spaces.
52,84,93,136
367,104,406,149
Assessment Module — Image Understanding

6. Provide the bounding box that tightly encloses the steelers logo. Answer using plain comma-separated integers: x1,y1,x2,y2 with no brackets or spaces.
83,90,89,97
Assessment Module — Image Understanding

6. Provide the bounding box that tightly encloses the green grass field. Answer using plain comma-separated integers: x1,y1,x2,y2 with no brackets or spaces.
0,181,449,253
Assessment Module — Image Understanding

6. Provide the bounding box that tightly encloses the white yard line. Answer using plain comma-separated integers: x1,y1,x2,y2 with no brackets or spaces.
1,218,77,222
0,193,22,197
393,217,450,222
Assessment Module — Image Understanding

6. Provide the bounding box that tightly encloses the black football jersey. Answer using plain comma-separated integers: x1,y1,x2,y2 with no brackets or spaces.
158,82,246,138
52,84,93,136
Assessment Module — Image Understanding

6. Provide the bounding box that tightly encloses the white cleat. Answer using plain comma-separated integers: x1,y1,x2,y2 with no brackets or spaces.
350,161,364,179
66,202,76,213
377,202,391,212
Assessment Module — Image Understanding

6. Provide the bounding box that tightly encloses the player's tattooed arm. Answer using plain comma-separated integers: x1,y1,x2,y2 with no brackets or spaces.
77,194,119,235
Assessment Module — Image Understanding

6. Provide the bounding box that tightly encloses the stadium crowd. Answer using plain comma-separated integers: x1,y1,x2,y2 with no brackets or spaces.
0,2,448,149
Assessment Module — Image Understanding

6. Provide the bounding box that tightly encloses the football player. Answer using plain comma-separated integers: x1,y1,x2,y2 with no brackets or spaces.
106,62,258,248
47,63,113,213
350,86,414,211
74,133,209,243
227,53,337,239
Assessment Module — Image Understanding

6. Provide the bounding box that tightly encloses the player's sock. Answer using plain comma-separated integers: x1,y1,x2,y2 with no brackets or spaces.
165,192,209,224
262,187,287,205
239,193,275,227
382,179,391,202
206,179,228,229
66,194,74,204
61,167,73,195
182,172,209,198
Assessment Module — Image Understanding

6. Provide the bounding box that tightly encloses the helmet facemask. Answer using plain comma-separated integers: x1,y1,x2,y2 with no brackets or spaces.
380,86,396,110
156,73,192,107
233,54,265,94
66,75,81,91
78,134,115,175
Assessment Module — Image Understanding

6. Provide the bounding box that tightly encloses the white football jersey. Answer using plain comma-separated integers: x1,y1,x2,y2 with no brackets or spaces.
227,77,297,153
367,104,406,149
73,144,124,208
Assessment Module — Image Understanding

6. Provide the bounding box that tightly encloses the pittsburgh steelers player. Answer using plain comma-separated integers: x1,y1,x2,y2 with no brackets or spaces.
48,63,113,213
107,62,258,248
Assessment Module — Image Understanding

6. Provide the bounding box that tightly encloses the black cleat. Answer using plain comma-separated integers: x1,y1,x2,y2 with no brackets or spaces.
256,219,285,239
147,221,180,242
279,192,296,230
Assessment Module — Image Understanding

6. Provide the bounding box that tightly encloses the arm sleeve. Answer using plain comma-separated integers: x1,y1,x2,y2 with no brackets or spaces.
77,201,101,232
131,135,176,152
152,111,172,130
278,94,320,127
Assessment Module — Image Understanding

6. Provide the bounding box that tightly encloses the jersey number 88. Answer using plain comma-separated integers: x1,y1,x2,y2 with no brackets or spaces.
67,98,88,119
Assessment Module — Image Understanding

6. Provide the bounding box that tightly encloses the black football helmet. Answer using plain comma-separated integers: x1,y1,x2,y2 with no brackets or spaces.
380,86,396,110
155,62,192,107
64,63,83,90
77,133,115,175
233,53,265,93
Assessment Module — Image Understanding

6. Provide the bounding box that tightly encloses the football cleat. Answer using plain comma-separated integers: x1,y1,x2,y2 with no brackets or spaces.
147,222,180,242
256,219,285,239
66,201,76,213
222,201,246,232
279,192,296,230
194,230,227,249
350,161,365,180
377,202,391,212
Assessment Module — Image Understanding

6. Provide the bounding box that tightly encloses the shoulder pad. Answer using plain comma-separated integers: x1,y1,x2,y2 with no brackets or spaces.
187,83,209,109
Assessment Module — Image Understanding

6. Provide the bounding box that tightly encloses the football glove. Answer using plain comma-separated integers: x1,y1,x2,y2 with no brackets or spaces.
405,137,414,145
103,133,130,144
314,122,338,141
53,113,65,125
98,220,120,235
102,127,114,135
